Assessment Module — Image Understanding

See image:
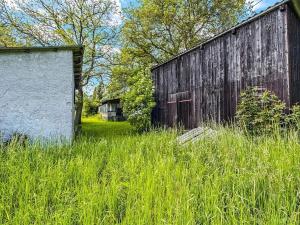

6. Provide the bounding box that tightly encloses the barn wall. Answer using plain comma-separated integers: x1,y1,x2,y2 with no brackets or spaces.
152,5,290,129
288,4,300,105
0,51,75,141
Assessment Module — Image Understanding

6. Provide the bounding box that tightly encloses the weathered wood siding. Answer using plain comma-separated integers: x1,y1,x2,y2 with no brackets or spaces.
152,4,292,129
288,5,300,106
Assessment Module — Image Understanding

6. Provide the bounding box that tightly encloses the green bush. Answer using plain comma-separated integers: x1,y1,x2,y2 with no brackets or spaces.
236,88,286,135
83,95,99,117
122,68,156,132
285,104,300,130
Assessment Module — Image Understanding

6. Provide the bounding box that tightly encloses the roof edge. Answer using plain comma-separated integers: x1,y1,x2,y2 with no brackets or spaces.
0,45,83,53
151,0,290,71
101,98,121,105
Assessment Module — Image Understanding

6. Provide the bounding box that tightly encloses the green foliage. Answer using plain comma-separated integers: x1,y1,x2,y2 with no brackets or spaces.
0,24,18,47
106,63,138,100
236,88,292,135
2,117,300,223
105,56,155,132
92,83,105,105
122,0,251,64
122,68,155,132
83,94,99,117
285,104,300,130
83,84,107,117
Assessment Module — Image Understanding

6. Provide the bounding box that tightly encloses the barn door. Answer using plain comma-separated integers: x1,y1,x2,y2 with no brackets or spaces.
167,94,177,127
176,91,192,129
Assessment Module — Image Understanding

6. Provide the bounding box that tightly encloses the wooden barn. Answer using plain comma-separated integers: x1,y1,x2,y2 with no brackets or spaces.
152,0,300,129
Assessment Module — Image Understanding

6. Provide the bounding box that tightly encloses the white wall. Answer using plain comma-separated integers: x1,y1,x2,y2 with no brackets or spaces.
0,50,74,142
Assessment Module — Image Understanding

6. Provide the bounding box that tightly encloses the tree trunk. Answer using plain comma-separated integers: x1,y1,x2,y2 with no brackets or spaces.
75,86,83,134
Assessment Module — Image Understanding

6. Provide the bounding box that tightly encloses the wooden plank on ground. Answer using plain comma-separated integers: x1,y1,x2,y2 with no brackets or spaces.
177,127,217,145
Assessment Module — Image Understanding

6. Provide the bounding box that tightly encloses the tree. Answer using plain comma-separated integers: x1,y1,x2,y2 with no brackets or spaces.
105,53,136,99
0,23,18,47
122,67,155,132
92,82,105,105
122,0,252,64
83,93,99,117
0,0,121,125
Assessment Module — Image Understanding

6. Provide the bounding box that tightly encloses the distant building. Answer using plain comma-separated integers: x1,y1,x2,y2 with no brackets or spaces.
99,98,125,121
0,46,83,142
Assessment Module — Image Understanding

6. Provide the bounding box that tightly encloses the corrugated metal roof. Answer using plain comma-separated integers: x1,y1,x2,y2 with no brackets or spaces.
0,45,84,89
151,0,290,70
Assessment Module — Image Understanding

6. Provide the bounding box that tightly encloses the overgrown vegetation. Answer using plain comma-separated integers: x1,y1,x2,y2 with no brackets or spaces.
1,117,300,224
82,83,105,117
83,95,98,117
286,104,300,130
122,68,155,132
236,88,286,135
236,88,300,135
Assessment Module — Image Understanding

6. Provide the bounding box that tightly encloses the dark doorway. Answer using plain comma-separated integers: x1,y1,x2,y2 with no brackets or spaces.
167,91,192,129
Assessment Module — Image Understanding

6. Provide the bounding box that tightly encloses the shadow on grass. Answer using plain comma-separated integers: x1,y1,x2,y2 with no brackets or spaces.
80,116,135,140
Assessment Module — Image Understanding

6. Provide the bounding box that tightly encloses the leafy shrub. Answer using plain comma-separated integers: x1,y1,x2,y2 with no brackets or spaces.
83,94,99,117
236,88,260,134
236,88,286,135
285,104,300,130
122,68,156,132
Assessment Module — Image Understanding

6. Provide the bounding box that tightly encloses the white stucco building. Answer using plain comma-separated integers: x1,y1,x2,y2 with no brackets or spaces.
0,46,83,142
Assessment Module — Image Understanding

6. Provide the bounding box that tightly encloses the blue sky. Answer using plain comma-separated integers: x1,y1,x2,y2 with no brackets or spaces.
120,0,138,8
253,0,283,12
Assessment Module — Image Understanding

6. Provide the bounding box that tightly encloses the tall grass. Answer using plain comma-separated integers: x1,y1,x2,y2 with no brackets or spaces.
1,117,300,224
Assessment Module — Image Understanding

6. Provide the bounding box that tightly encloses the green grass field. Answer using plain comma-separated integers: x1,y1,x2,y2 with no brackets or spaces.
1,117,300,224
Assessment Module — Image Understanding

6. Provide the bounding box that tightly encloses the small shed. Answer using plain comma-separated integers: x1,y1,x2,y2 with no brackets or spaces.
99,98,125,121
0,46,83,141
152,0,300,129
